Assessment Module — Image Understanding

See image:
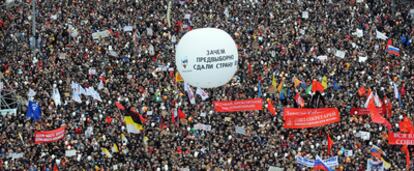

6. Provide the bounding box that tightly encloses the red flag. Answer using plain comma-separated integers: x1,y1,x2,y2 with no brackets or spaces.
383,96,393,118
169,70,174,79
311,80,324,93
248,63,252,75
400,84,406,97
53,164,59,171
357,86,366,96
294,92,305,108
178,108,186,119
399,117,414,133
115,102,125,111
138,114,146,125
105,116,112,124
387,39,393,47
99,74,106,84
160,116,167,130
171,109,176,125
266,99,276,116
327,133,334,156
176,146,182,154
401,145,410,170
367,96,392,131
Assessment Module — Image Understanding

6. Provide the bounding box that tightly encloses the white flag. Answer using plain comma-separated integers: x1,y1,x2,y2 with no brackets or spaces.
27,88,36,101
376,30,388,40
196,87,209,101
355,29,363,38
98,80,104,90
85,126,94,139
183,83,196,105
364,92,373,108
86,87,102,102
52,86,62,106
235,126,246,135
71,82,82,103
393,82,399,99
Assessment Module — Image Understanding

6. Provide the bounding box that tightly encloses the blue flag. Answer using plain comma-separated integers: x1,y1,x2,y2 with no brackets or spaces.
300,82,307,90
26,101,41,121
333,78,341,91
280,90,285,101
257,81,262,97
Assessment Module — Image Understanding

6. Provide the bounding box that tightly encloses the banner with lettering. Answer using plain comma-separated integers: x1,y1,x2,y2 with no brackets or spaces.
213,98,263,112
296,156,339,167
34,126,65,144
350,107,384,115
388,132,414,145
283,108,340,129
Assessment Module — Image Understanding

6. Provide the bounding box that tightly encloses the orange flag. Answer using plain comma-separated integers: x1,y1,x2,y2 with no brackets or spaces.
175,72,184,82
266,99,276,116
311,80,324,93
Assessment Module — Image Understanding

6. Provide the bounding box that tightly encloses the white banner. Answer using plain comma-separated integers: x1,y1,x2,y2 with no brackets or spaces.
316,55,328,61
366,159,384,171
92,30,111,40
302,11,309,19
123,26,133,32
358,131,371,141
335,50,346,59
0,108,17,116
193,123,212,131
358,56,368,63
7,152,24,159
355,29,363,38
65,150,77,157
296,156,339,168
268,166,283,171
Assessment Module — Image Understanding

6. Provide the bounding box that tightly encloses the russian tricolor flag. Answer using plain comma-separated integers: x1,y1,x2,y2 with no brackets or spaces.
386,45,400,57
313,156,333,171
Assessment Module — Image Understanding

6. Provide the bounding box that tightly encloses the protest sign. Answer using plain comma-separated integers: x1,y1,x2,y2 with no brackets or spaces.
283,108,340,129
214,98,263,112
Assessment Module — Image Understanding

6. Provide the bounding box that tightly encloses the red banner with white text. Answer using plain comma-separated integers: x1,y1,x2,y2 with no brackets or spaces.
388,132,414,145
34,126,66,144
350,107,384,115
213,98,263,112
283,108,340,129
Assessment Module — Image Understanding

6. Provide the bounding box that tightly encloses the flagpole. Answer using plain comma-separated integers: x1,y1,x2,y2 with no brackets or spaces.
316,93,320,108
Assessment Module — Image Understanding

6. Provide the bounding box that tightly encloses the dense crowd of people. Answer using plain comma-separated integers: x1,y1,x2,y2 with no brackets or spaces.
1,0,414,170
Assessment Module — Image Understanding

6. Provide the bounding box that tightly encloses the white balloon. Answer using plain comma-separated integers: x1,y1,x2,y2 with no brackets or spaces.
176,28,238,88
